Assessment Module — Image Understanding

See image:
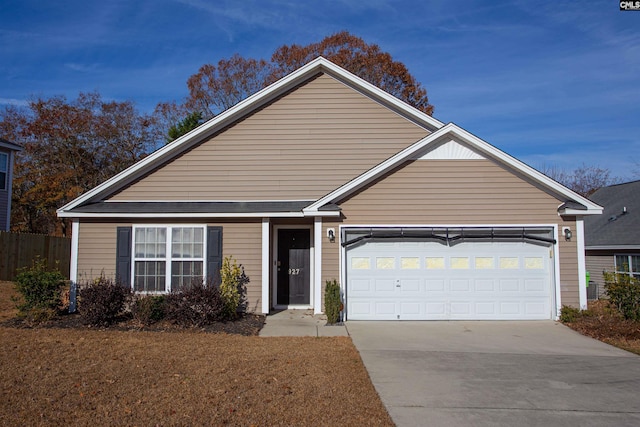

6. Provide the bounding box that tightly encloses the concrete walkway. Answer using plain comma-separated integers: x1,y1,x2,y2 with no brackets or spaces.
347,321,640,427
259,309,348,337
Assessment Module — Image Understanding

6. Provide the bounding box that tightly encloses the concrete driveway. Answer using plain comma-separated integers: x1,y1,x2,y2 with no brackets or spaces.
346,321,640,427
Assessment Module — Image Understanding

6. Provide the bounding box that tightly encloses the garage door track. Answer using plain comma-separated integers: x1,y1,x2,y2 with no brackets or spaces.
347,321,640,427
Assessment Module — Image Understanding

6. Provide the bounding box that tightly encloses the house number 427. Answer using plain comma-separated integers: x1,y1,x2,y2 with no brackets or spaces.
288,268,300,275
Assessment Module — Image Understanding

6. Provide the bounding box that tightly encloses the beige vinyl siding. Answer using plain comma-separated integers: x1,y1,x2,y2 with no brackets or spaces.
77,222,119,282
586,252,615,298
110,74,428,201
321,220,342,311
76,219,263,312
339,158,581,308
216,221,262,311
558,231,579,307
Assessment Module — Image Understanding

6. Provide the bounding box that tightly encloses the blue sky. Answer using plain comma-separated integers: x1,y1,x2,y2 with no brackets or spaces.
1,0,639,178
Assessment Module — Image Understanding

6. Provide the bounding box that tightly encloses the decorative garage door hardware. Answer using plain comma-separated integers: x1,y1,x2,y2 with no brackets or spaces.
341,227,556,248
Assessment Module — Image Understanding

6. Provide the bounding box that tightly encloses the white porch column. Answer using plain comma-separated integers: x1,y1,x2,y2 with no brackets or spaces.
261,218,270,315
576,218,587,310
70,219,79,283
314,217,323,314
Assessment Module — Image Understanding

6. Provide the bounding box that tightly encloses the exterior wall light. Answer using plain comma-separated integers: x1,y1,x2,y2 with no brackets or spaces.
327,228,336,242
563,227,572,241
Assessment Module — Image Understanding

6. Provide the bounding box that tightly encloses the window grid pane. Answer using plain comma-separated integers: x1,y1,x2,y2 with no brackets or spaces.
631,256,640,274
171,261,203,292
133,226,205,293
134,261,166,292
616,255,630,273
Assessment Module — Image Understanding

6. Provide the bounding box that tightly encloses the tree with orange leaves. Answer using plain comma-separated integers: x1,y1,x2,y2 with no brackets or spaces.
0,92,160,236
183,31,433,119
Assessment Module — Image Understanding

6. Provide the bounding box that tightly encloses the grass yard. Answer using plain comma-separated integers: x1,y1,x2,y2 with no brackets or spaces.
0,282,393,426
563,299,640,355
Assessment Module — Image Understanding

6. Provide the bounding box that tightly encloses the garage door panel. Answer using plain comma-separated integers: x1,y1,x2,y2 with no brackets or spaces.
499,279,520,292
476,302,497,315
347,238,553,320
400,279,420,292
399,302,422,316
425,279,446,291
450,279,470,292
375,302,396,316
350,279,372,293
375,279,396,292
475,279,496,292
524,279,545,292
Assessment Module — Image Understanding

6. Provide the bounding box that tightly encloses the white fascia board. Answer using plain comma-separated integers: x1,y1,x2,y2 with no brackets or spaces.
58,210,342,219
586,245,640,251
58,57,443,216
558,208,603,216
307,123,603,214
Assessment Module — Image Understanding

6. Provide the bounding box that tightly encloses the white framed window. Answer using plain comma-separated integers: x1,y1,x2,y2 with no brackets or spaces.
615,254,640,279
0,152,7,191
133,225,206,293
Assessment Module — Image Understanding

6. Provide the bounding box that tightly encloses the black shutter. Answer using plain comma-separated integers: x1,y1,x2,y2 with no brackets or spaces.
207,226,223,285
116,227,132,288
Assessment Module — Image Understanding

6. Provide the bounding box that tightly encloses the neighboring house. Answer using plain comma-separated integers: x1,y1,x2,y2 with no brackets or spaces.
585,180,640,299
0,138,22,232
57,57,603,320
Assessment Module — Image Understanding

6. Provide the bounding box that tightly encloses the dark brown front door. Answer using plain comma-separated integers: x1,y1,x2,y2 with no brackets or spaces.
277,228,311,305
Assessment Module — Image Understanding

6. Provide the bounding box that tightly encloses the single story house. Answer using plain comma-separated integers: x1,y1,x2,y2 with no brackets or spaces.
58,57,602,320
0,137,22,232
585,180,640,298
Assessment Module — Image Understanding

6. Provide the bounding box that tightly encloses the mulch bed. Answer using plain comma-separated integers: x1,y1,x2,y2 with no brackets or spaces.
563,299,640,355
1,311,266,335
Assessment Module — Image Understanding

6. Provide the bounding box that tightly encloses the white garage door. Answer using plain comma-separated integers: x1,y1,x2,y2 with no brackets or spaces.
346,237,554,320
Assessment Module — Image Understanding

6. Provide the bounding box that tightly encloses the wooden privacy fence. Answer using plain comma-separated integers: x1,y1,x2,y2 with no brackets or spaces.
0,232,71,281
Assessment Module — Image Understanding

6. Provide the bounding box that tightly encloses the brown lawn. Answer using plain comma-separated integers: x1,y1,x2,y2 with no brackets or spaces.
563,299,640,355
0,282,393,426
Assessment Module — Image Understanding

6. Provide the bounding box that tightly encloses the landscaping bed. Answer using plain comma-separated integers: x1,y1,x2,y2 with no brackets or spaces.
0,281,394,425
562,299,640,355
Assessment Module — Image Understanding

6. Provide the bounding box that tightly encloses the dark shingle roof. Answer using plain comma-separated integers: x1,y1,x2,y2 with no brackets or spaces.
584,180,640,248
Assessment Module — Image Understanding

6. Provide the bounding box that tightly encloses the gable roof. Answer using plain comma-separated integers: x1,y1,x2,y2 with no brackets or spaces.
584,180,640,249
303,123,603,216
57,57,601,219
0,138,22,151
58,57,443,216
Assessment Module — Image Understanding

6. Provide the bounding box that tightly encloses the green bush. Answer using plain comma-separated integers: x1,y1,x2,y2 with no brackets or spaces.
79,276,132,326
14,258,66,318
219,256,249,318
132,295,166,325
604,271,640,321
165,281,226,327
324,279,342,324
559,305,582,323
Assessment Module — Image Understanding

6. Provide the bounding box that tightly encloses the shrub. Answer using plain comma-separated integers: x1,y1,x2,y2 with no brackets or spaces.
559,305,582,323
219,256,249,318
79,276,132,326
604,271,640,321
324,279,342,324
132,295,166,325
165,281,226,327
13,258,66,318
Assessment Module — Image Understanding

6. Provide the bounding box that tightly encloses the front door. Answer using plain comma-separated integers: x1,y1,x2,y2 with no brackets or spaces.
277,228,311,306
